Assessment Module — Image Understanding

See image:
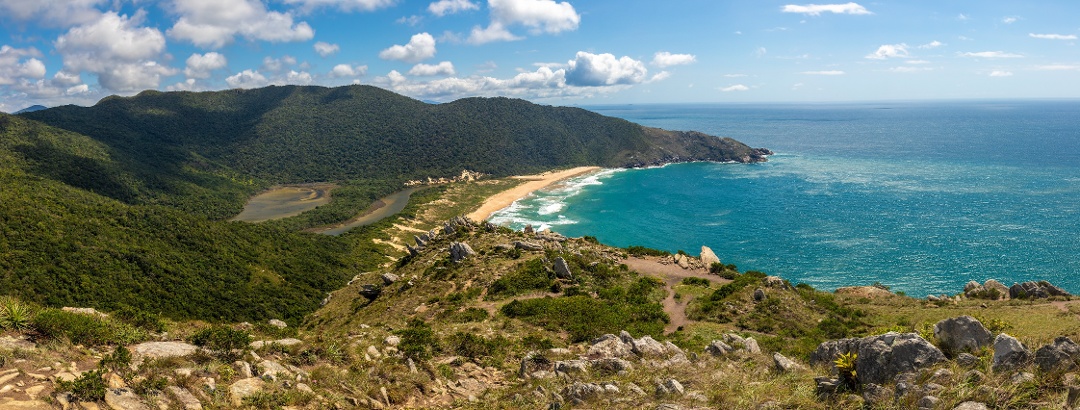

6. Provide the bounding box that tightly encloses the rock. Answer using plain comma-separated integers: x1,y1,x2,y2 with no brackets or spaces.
130,342,199,360
809,338,861,369
956,352,979,368
773,352,803,373
764,276,787,288
626,383,646,396
953,401,989,410
518,352,551,379
862,383,891,406
1009,280,1070,299
257,360,292,379
105,388,150,410
267,319,287,329
983,280,1009,298
753,288,765,302
381,273,399,286
1035,336,1080,373
62,307,109,318
166,386,203,410
406,244,420,257
934,316,993,356
359,284,382,301
592,358,633,374
964,280,981,292
229,378,265,407
553,257,573,280
718,333,760,354
656,379,684,396
249,338,303,350
553,360,589,375
663,341,684,357
992,333,1032,372
514,241,544,251
414,235,428,248
856,332,947,385
524,224,534,234
587,335,633,359
561,382,604,403
917,395,941,410
0,335,35,350
963,370,986,383
1009,372,1035,384
233,361,253,379
384,335,401,346
704,340,734,357
1068,386,1080,409
699,246,720,267
366,345,382,360
815,376,841,396
449,242,476,263
630,336,667,357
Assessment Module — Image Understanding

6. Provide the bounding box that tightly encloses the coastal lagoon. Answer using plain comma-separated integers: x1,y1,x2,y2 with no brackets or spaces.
491,101,1080,297
232,184,335,222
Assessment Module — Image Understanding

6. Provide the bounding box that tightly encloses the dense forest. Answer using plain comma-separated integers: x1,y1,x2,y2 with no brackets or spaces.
3,85,767,322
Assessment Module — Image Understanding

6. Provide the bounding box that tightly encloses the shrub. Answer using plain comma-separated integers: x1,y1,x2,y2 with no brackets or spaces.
0,297,33,331
446,332,509,362
681,277,711,287
451,307,489,323
397,319,438,361
835,352,858,389
112,305,165,333
99,346,132,372
57,369,107,402
624,246,670,257
189,326,252,352
488,259,553,298
32,309,144,346
502,294,667,343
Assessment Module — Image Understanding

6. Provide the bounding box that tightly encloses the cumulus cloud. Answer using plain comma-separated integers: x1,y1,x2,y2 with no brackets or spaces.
409,61,456,76
1030,33,1078,40
0,46,47,85
262,55,298,72
989,70,1013,77
1002,16,1018,24
781,2,871,16
55,11,176,92
184,52,227,79
1035,64,1080,71
380,32,437,63
330,64,368,77
429,0,479,16
959,51,1023,58
0,0,106,27
281,0,396,12
226,69,269,89
314,42,340,57
720,84,749,92
801,70,845,75
866,44,908,59
166,0,314,49
918,40,944,49
652,52,697,68
647,71,670,83
565,52,647,87
468,0,580,44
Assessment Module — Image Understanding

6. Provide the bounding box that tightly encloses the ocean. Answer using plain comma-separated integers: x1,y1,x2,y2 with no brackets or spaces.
489,100,1080,297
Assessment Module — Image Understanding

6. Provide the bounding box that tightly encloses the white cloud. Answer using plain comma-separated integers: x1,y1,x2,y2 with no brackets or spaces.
1035,64,1080,71
468,0,580,44
989,70,1013,77
0,0,106,27
262,56,298,72
957,13,969,21
167,78,198,91
724,74,748,78
379,32,437,63
314,42,340,57
565,52,647,87
330,64,368,78
781,2,871,16
52,70,82,86
906,59,931,65
647,71,671,83
408,61,456,76
918,41,943,49
0,46,47,85
801,70,845,75
1002,16,1018,24
866,43,908,60
720,84,749,92
888,66,932,73
652,52,697,68
55,11,176,92
184,52,227,79
284,70,314,85
166,0,314,49
429,0,479,16
281,0,396,12
226,69,269,89
959,51,1023,58
397,15,423,25
754,47,767,58
1030,33,1078,40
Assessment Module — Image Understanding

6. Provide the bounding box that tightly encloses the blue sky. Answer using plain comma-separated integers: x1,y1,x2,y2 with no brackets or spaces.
2,0,1079,112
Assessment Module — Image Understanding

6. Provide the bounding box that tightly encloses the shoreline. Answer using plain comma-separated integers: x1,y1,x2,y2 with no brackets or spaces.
466,166,602,222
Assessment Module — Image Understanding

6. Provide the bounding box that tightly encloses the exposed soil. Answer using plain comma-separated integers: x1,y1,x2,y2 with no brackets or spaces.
622,257,731,334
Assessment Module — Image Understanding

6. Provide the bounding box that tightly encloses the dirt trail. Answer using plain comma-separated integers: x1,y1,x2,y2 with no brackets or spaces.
622,257,730,334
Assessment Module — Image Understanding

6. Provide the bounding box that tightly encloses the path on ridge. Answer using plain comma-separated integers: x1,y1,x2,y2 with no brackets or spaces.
622,257,731,334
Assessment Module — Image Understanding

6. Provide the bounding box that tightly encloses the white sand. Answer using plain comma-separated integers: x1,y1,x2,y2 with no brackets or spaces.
466,166,601,222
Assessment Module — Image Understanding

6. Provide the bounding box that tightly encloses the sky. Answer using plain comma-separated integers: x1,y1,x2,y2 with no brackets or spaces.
2,0,1080,112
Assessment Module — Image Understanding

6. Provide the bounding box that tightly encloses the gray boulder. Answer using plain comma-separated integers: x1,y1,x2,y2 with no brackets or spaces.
934,316,993,356
449,242,476,263
991,333,1032,372
414,235,427,248
587,335,633,359
381,273,399,286
513,241,544,251
956,353,979,368
953,402,989,410
704,340,734,357
699,246,721,267
130,341,199,360
592,357,634,374
773,352,804,373
561,382,605,404
1009,280,1070,299
809,338,860,369
1035,336,1080,373
655,379,685,396
553,360,589,375
553,257,573,280
631,336,667,357
359,284,382,301
856,332,946,385
406,244,420,257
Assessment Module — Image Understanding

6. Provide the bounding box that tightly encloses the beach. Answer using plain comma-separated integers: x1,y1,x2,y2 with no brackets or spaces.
467,166,601,222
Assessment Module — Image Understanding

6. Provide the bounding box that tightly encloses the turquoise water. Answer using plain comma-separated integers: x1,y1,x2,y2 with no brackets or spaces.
490,101,1080,296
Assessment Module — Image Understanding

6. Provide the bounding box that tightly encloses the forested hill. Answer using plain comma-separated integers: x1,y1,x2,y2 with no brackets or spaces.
23,85,767,216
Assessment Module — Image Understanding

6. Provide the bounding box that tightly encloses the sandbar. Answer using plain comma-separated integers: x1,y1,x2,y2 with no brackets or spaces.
467,166,601,222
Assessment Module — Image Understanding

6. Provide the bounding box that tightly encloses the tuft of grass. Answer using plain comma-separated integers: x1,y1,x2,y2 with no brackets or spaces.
0,296,33,331
32,308,146,346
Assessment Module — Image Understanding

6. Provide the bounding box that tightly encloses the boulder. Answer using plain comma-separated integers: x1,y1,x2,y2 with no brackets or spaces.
257,360,292,380
773,352,804,373
130,342,199,360
587,335,633,359
1035,336,1080,373
359,284,382,301
514,241,544,251
414,235,428,248
592,358,634,374
704,340,734,357
764,276,787,289
449,242,476,263
630,336,667,357
229,378,265,407
674,254,689,269
956,353,979,368
862,383,891,407
381,273,399,286
856,332,946,385
699,246,720,267
953,402,989,410
553,257,573,280
917,395,941,410
249,338,303,350
720,333,761,354
753,288,766,302
105,388,150,410
561,382,605,404
809,338,860,368
166,386,203,410
406,245,420,257
655,379,685,396
1009,280,1070,299
267,319,287,329
991,333,1032,372
934,316,993,356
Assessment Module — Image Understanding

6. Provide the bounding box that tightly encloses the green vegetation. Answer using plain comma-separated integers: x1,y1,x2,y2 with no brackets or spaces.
625,245,671,257
488,258,555,298
31,308,146,346
681,277,712,287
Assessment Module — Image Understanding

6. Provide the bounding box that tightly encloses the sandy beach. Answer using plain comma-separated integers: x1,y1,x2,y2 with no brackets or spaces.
467,166,601,222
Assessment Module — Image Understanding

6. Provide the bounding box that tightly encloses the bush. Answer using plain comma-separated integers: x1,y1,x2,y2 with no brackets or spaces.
99,346,132,372
32,309,144,346
624,246,670,257
502,293,667,343
189,326,252,352
488,259,554,298
57,369,107,402
446,332,509,362
681,277,711,287
397,319,438,361
451,307,489,323
112,305,165,333
0,297,33,331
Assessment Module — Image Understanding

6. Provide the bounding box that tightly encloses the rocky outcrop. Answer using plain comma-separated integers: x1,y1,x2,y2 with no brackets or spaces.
773,352,804,373
1035,336,1080,373
809,338,861,369
249,338,303,350
856,332,946,385
105,388,150,410
587,334,634,359
513,241,544,251
229,378,266,407
699,246,720,267
964,279,1010,300
449,242,476,263
381,273,400,286
359,284,382,301
934,316,993,356
131,341,199,360
1009,280,1070,299
553,257,573,280
705,333,761,357
991,333,1032,372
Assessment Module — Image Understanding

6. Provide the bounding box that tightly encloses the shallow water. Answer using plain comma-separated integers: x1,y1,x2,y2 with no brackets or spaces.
232,185,334,222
